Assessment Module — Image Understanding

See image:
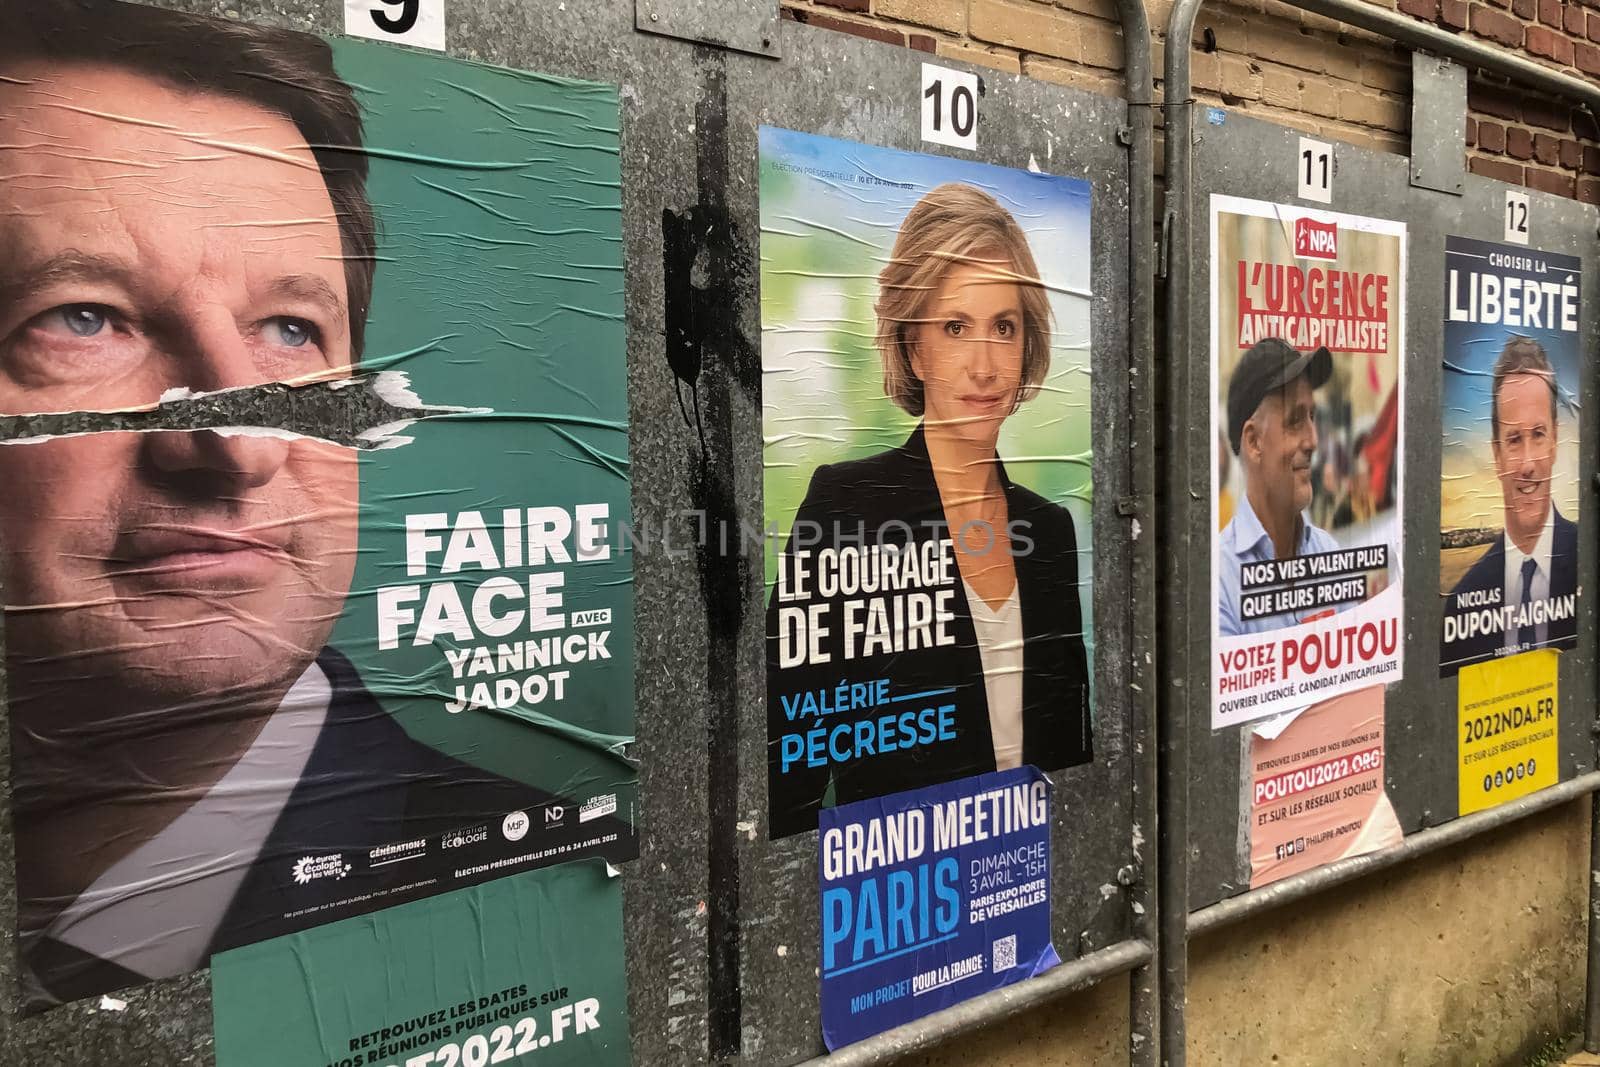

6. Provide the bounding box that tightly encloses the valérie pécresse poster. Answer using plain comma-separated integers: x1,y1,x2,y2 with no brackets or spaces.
1,0,635,1012
1439,236,1582,674
213,862,630,1067
760,127,1095,839
1210,196,1406,729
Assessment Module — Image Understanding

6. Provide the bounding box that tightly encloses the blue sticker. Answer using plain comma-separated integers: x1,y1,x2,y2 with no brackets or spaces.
818,766,1060,1050
1207,107,1227,125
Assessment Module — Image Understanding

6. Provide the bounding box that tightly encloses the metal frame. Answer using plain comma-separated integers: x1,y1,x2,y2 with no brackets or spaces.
794,0,1163,1058
1161,1,1600,1063
751,4,1160,1059
1118,0,1163,1054
0,1,1161,1064
797,941,1151,1067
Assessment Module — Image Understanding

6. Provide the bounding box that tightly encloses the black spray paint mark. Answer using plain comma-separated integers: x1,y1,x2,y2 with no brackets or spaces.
661,47,760,1061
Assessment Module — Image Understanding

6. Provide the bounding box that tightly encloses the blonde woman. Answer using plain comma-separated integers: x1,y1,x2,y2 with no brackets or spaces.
767,183,1090,837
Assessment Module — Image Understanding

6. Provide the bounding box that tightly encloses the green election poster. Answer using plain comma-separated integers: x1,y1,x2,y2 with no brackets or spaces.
213,863,630,1067
2,0,634,1013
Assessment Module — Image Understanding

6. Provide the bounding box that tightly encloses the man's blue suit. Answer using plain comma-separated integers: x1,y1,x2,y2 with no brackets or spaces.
1441,506,1578,672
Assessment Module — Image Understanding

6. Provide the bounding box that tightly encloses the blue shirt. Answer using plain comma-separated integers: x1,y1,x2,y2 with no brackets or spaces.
1218,492,1340,637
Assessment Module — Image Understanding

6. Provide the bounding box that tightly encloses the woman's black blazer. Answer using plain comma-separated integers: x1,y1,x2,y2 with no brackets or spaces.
766,424,1092,837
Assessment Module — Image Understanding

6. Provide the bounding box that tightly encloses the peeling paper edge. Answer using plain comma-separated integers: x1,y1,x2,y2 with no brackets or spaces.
1252,705,1308,740
4,371,491,450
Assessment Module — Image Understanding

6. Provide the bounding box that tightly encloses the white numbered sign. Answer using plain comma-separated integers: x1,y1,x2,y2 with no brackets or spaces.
344,0,446,51
1504,189,1530,245
920,63,980,151
1297,137,1333,204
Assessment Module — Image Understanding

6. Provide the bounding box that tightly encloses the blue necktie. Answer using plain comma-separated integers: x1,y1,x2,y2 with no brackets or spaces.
1518,557,1537,649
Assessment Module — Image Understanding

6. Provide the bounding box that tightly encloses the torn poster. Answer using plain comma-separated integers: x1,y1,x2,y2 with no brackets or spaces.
0,0,635,1010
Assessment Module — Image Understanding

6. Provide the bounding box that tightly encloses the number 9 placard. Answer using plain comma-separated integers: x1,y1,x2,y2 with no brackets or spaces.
345,0,447,51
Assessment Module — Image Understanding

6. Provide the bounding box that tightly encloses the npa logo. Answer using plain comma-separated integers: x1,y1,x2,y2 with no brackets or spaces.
1294,217,1338,260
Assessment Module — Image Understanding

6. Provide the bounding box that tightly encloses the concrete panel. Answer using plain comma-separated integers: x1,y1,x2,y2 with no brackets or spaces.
875,795,1588,1067
904,976,1129,1067
1189,797,1589,1066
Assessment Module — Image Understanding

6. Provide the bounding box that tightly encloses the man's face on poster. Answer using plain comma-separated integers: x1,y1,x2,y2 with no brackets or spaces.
0,63,359,714
1244,374,1319,521
1492,371,1557,549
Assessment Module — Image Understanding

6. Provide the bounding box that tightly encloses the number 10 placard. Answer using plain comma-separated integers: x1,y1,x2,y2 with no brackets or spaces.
920,63,979,151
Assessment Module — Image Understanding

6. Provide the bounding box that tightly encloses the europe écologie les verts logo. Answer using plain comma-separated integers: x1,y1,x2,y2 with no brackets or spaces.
291,854,353,885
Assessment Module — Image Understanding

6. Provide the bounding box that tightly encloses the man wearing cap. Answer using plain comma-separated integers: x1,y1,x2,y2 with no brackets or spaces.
1219,338,1338,637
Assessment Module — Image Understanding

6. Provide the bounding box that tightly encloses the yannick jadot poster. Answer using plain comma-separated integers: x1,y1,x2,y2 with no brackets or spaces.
213,862,630,1067
0,0,634,1038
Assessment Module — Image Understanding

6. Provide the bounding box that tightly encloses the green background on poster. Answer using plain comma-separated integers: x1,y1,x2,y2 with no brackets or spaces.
322,36,636,812
212,863,631,1067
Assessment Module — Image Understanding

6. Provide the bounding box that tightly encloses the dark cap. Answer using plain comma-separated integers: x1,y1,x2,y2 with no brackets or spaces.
1226,338,1333,455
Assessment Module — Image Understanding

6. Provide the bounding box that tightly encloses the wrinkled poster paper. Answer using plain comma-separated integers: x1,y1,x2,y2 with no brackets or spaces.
213,862,631,1067
1439,236,1581,674
1247,689,1402,888
761,127,1095,838
1210,196,1406,730
1,0,634,1010
818,767,1059,1050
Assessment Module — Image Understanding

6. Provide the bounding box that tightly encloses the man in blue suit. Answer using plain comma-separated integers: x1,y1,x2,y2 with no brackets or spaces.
1442,337,1578,672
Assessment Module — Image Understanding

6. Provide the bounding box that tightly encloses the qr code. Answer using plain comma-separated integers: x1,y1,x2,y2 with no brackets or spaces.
991,934,1017,972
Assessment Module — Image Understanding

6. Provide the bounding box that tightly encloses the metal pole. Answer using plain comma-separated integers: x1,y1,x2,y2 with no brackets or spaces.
1588,791,1600,1052
1114,0,1161,1062
1188,772,1600,936
1291,0,1600,116
1159,1,1205,1064
795,941,1153,1067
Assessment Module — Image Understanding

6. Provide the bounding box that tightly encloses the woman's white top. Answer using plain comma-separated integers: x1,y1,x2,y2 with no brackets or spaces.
962,578,1025,770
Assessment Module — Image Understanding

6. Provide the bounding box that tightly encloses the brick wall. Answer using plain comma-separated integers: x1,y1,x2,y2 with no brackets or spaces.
778,0,1600,203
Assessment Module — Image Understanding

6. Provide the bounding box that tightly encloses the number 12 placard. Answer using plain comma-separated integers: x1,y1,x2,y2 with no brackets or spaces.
345,0,447,51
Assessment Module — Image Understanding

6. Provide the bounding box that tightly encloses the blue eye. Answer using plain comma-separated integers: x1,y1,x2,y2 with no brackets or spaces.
266,317,315,348
57,305,108,337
